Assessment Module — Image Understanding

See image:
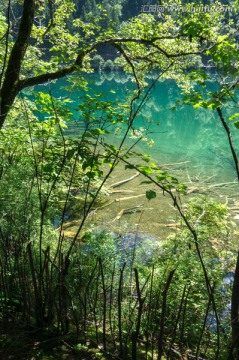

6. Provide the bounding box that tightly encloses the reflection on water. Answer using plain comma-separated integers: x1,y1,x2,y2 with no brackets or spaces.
51,74,239,184
39,74,239,237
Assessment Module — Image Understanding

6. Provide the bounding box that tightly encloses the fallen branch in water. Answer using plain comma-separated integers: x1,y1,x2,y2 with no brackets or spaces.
187,186,202,194
203,175,216,183
109,172,139,188
97,200,115,210
229,207,239,211
109,189,135,194
186,181,238,195
115,194,145,202
161,160,191,167
112,205,143,222
208,181,238,189
157,223,182,229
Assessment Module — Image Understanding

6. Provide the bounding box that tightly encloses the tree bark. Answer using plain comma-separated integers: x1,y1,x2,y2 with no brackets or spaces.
0,0,35,128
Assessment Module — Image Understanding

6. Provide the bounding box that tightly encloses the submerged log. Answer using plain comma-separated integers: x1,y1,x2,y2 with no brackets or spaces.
208,181,238,189
115,194,145,202
112,205,143,222
109,172,139,188
109,189,135,194
161,160,191,167
157,223,182,229
187,186,202,194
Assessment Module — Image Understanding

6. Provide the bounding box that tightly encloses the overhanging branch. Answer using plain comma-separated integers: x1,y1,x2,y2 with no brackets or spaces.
216,107,239,180
17,36,202,92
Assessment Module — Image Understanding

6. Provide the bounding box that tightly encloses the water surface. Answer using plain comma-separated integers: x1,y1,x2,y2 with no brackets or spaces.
67,74,239,184
36,74,239,237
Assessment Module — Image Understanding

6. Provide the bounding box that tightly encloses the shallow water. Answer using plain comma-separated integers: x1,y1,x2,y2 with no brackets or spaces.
57,74,239,184
36,74,239,237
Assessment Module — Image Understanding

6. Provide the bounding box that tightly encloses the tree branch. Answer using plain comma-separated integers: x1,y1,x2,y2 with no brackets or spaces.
216,107,239,180
0,24,208,128
0,0,35,126
16,35,201,92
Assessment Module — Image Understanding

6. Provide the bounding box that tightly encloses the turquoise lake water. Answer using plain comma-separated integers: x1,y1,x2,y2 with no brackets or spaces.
31,73,239,236
36,73,239,185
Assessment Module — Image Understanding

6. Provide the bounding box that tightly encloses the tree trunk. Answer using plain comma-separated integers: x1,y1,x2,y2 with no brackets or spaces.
0,0,35,128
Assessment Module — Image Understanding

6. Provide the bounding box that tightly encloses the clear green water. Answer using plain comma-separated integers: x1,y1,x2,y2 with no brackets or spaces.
134,81,238,184
58,74,239,184
35,75,239,185
35,74,239,236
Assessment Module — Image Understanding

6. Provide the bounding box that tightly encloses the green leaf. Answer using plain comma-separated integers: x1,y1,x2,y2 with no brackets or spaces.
217,35,228,42
139,166,153,175
125,164,134,170
67,148,76,160
146,190,156,200
229,113,239,121
142,154,151,163
234,121,239,129
193,101,204,109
